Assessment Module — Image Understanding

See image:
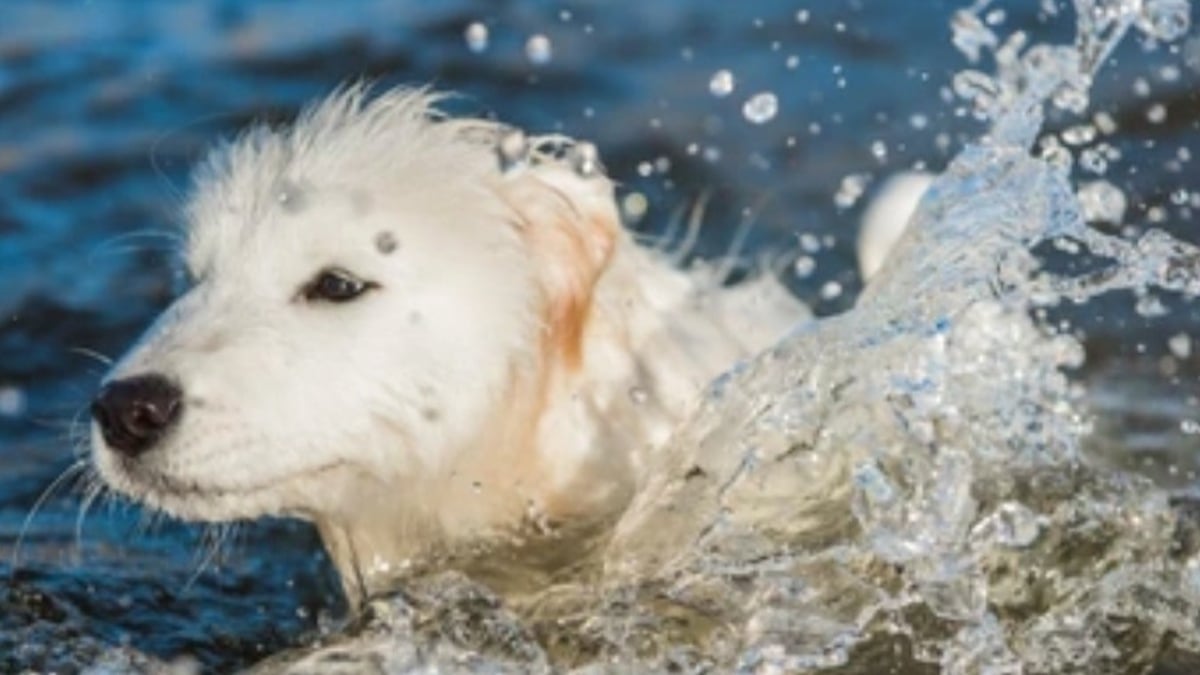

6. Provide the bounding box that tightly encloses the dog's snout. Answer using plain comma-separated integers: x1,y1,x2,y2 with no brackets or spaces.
91,374,183,457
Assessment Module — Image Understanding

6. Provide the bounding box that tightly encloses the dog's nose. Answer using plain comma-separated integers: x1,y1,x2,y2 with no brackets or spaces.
91,374,183,457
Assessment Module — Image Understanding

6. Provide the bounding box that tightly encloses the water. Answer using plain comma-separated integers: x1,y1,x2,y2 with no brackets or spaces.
2,0,1199,672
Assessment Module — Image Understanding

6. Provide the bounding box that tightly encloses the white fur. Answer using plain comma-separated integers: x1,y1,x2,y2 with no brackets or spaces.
93,85,808,602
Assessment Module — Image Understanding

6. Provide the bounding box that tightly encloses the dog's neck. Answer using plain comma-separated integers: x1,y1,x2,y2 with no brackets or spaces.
313,234,803,605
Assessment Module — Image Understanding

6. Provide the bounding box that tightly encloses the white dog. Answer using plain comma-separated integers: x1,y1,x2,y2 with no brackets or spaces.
90,86,812,603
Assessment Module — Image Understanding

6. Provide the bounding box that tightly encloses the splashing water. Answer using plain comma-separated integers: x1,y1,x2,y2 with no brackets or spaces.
76,1,1200,672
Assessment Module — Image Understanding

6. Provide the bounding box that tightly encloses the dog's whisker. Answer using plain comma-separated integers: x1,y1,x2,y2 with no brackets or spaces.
87,230,185,265
185,522,233,591
69,346,116,368
11,459,90,572
73,475,106,563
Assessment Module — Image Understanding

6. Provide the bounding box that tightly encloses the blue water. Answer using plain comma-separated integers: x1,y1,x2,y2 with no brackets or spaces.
0,0,1197,670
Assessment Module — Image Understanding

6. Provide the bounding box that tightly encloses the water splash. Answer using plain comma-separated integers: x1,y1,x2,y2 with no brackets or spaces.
148,1,1200,672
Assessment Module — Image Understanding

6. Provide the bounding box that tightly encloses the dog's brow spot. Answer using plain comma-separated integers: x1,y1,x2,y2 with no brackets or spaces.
422,407,441,422
277,181,308,214
375,231,398,255
408,311,422,325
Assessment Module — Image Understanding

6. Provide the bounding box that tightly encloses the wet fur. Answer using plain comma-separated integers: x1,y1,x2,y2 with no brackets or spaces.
92,86,808,603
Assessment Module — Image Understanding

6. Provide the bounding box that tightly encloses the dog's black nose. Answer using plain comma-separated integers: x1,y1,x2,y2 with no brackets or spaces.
91,374,183,457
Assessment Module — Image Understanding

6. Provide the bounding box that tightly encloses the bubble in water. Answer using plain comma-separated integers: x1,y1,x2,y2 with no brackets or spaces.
1146,103,1167,124
742,92,778,124
870,140,888,162
819,281,843,301
464,22,488,53
525,34,552,65
709,69,735,97
496,129,528,173
795,9,810,24
1076,180,1127,223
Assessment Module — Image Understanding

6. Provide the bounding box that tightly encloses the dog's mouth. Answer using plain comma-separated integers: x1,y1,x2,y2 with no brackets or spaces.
99,449,349,521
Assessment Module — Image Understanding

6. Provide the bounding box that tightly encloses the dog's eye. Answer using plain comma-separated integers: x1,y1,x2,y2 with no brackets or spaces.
302,269,376,303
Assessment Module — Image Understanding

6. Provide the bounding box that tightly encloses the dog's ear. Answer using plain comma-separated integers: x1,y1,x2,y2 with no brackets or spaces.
494,161,620,369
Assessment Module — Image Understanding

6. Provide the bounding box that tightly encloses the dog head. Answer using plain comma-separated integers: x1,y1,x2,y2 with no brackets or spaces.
91,86,620,528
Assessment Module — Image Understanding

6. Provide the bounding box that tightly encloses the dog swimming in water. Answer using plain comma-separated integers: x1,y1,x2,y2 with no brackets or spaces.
89,85,820,603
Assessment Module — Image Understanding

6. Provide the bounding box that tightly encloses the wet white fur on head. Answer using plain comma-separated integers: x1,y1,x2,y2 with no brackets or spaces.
96,85,599,524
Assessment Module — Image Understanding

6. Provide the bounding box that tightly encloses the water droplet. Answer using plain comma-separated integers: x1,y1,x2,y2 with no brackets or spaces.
496,129,528,173
525,34,553,65
799,233,821,253
951,9,998,62
795,9,810,24
1138,0,1191,42
786,55,800,69
568,142,600,177
1076,181,1127,223
793,255,816,278
742,92,778,124
1146,102,1167,124
622,192,648,222
819,281,843,300
870,140,888,162
971,501,1042,548
834,173,869,209
1061,124,1096,146
0,386,25,418
374,231,398,255
709,69,734,97
1093,111,1118,135
464,22,488,53
1168,333,1192,359
1135,293,1169,318
909,113,929,130
1079,148,1109,175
